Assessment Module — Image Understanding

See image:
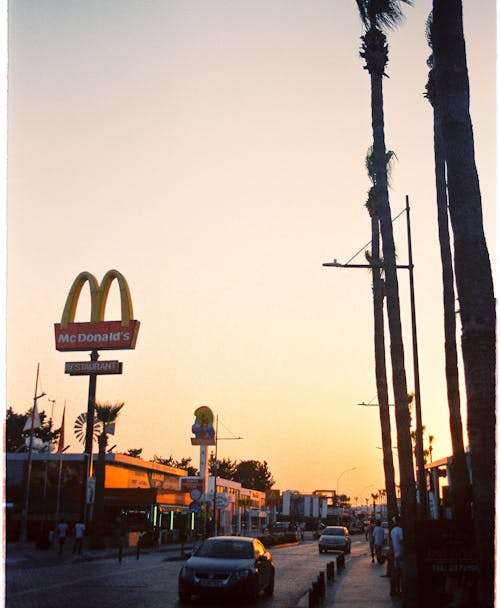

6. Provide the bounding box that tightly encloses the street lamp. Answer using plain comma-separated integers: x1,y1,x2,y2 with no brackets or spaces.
336,467,357,498
19,363,46,544
323,196,427,518
211,415,242,536
336,467,356,525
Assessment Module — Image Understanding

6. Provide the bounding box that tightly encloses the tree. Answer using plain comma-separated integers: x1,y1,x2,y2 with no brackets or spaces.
365,145,398,524
356,1,417,604
208,455,237,480
233,460,275,492
424,12,471,522
93,401,124,528
432,3,496,605
152,454,199,476
124,448,143,459
5,406,60,452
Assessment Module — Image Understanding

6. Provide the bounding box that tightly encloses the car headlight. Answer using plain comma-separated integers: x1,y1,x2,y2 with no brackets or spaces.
231,569,253,582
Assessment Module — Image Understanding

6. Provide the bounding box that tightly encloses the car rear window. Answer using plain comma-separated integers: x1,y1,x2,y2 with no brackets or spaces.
323,527,345,536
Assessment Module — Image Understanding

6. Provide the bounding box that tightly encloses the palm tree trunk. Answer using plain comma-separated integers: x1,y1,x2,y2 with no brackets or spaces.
432,3,496,605
371,214,398,523
431,79,471,521
367,27,418,607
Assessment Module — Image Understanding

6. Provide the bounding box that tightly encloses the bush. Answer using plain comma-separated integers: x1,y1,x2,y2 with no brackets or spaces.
258,532,298,547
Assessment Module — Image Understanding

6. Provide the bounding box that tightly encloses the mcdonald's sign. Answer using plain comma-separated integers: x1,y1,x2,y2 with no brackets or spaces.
54,270,140,352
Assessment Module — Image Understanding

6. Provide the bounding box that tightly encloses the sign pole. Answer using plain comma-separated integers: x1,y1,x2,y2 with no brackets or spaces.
81,349,98,523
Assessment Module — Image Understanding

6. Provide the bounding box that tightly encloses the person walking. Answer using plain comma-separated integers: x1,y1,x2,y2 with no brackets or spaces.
390,516,404,596
55,519,69,555
366,519,375,563
373,520,385,564
73,520,86,554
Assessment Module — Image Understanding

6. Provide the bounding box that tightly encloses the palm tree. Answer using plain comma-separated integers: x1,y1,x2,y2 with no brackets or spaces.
93,401,125,529
356,1,417,604
371,491,379,517
424,12,471,522
364,145,398,525
427,434,434,464
432,3,496,605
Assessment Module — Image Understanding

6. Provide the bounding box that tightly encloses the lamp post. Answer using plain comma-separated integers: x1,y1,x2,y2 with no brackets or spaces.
337,467,357,497
19,363,46,544
323,196,427,518
55,445,70,524
211,415,243,536
336,467,356,524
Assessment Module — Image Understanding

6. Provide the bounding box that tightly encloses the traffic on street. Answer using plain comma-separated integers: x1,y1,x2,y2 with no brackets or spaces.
6,537,367,608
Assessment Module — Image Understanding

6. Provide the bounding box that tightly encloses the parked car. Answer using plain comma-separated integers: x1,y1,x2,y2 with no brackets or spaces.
270,521,290,533
318,526,351,554
178,536,275,603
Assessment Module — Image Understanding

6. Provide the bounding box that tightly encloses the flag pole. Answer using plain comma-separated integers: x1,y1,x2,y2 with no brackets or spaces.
19,363,45,544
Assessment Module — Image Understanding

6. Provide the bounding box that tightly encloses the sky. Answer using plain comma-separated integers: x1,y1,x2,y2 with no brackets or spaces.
6,1,497,502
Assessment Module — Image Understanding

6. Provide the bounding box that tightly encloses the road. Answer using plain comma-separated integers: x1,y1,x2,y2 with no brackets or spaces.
6,536,368,608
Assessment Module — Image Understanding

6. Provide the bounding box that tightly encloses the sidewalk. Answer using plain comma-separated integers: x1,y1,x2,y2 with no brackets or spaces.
298,552,402,608
5,539,195,567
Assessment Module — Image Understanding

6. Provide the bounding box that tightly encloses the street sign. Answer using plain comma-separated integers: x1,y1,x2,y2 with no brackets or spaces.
216,493,229,509
189,500,201,513
190,488,202,501
180,476,205,493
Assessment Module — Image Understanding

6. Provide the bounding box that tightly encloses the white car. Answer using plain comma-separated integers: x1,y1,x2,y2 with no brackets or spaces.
318,526,351,554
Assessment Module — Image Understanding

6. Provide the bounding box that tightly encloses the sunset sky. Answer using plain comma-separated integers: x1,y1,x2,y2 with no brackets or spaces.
6,1,496,502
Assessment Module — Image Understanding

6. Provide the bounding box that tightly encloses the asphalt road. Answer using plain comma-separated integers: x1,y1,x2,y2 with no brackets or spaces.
6,537,367,608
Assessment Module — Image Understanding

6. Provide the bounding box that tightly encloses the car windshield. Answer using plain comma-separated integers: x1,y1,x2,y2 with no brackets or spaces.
194,539,254,559
323,527,345,536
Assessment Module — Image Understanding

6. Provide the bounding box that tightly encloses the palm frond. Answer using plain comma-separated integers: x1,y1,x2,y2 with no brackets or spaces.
425,12,433,49
357,0,413,32
95,401,125,424
365,145,397,187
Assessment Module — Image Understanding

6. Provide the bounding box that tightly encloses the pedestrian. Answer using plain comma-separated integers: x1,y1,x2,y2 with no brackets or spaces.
73,519,86,554
55,519,69,554
390,516,404,597
373,520,385,564
366,519,375,563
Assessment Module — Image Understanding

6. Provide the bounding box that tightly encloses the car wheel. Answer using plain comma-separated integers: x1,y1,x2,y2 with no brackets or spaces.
245,577,259,604
264,569,275,595
178,587,191,604
319,547,323,553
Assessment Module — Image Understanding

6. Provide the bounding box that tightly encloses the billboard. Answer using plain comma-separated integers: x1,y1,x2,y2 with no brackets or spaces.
65,360,123,375
54,270,140,352
191,406,216,446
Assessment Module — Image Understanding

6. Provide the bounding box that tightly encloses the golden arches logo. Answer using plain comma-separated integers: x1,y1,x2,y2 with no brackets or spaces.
54,269,140,352
60,269,133,329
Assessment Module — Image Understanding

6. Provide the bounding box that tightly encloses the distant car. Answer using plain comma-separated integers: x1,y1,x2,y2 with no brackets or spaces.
318,526,351,554
271,521,290,533
178,536,275,603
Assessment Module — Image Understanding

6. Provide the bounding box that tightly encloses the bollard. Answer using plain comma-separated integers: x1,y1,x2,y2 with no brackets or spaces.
308,587,315,608
318,571,326,599
309,581,319,608
136,539,141,560
335,551,345,571
327,560,335,583
118,543,123,564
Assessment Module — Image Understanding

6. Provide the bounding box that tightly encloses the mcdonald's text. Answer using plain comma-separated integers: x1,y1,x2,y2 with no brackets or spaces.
54,320,140,351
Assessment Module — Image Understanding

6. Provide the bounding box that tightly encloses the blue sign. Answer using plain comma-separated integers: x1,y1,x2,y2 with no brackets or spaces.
189,500,201,513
